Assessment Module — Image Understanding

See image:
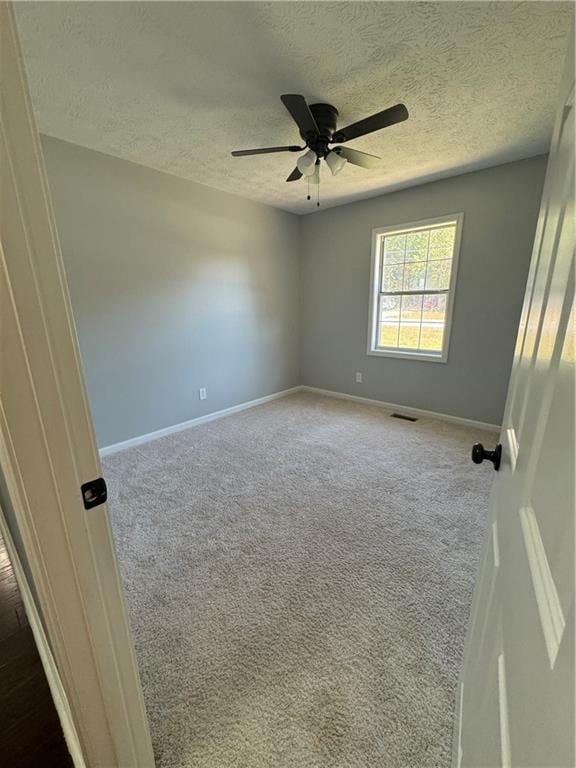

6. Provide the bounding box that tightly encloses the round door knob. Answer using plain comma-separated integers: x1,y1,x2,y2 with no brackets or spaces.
472,442,502,471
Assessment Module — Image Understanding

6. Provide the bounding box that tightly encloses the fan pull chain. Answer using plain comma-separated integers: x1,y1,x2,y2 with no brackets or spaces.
307,176,310,201
317,177,320,207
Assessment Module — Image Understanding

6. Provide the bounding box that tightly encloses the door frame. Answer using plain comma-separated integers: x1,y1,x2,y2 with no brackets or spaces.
452,32,574,768
0,498,86,768
0,5,154,765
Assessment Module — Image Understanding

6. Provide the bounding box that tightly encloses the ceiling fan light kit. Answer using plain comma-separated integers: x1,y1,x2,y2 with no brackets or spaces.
325,150,347,176
297,148,316,176
231,94,409,206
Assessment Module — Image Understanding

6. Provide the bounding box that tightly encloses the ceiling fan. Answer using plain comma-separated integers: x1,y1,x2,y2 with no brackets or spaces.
231,94,409,183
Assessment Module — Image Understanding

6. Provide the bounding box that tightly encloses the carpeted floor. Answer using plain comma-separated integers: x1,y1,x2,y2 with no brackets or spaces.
103,392,493,768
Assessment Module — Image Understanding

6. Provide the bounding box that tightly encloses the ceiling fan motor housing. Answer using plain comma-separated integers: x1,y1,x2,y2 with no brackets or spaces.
231,95,408,182
305,103,339,156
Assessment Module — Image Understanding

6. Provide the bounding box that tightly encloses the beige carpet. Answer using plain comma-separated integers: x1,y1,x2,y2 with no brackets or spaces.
103,392,493,768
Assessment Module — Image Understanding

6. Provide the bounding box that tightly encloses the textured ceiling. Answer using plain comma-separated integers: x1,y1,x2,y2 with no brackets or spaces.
15,1,572,214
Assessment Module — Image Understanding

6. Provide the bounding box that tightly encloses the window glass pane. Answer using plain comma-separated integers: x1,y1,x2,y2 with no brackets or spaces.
378,295,400,347
383,233,406,265
419,294,447,351
403,261,426,291
384,233,406,253
425,259,452,290
405,230,429,262
398,294,423,348
379,325,399,347
373,219,458,357
379,295,401,322
429,226,455,249
383,249,405,265
381,263,404,292
429,226,456,260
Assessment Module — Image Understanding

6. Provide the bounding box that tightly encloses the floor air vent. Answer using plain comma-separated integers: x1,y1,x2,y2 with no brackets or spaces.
391,412,418,422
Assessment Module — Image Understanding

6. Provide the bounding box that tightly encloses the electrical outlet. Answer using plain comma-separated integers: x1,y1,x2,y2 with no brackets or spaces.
355,372,363,384
199,387,207,400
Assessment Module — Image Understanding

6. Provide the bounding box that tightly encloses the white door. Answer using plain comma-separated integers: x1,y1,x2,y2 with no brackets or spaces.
0,5,154,765
455,38,574,768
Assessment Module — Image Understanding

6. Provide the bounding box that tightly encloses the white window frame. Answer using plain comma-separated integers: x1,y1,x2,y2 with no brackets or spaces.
367,213,464,363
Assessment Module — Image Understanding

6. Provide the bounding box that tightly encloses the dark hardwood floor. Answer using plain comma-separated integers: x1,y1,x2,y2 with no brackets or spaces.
0,527,73,767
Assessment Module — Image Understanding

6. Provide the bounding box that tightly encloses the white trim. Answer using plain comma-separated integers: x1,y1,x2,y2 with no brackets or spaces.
492,521,501,569
0,498,85,768
1,6,154,764
367,213,464,363
300,385,501,432
497,653,512,768
506,426,519,472
367,347,447,363
101,385,500,457
520,506,565,668
100,387,301,456
455,681,464,768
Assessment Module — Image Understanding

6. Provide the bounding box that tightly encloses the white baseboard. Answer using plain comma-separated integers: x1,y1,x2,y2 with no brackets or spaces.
100,383,500,457
99,386,301,457
300,385,501,433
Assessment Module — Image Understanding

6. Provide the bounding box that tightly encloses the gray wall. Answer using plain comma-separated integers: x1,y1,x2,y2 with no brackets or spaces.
43,139,546,445
300,156,547,425
42,136,300,448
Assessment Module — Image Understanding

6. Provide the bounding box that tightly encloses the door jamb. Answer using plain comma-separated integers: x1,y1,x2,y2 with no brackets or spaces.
0,5,155,765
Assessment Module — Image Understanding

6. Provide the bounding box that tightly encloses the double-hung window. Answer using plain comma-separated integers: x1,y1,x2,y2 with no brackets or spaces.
368,214,463,362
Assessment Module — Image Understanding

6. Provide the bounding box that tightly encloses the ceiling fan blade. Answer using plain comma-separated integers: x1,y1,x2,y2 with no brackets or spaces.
231,145,303,157
280,94,320,137
333,104,408,143
286,167,303,182
333,146,382,169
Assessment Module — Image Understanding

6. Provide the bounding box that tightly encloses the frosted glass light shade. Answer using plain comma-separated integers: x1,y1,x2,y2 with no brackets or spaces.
297,149,317,176
325,151,347,176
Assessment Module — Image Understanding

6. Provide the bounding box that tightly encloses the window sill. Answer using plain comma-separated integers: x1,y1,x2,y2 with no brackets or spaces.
367,348,448,363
